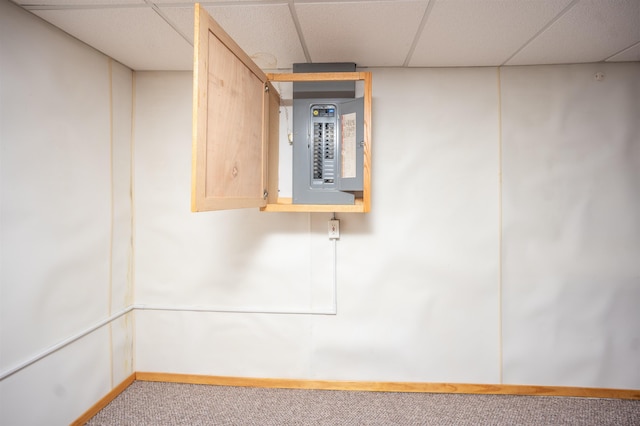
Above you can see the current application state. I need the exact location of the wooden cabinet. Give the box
[191,4,371,213]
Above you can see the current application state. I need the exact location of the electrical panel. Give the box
[292,64,365,205]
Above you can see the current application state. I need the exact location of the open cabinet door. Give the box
[191,3,275,211]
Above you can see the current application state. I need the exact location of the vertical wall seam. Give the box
[130,71,137,373]
[308,213,313,310]
[107,57,115,390]
[308,213,314,379]
[497,66,504,384]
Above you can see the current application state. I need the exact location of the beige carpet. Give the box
[86,380,640,425]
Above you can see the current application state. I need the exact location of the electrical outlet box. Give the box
[328,219,340,239]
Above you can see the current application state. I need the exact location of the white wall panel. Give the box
[501,63,640,389]
[135,310,312,378]
[133,64,639,390]
[308,68,501,383]
[133,68,502,383]
[1,0,134,423]
[0,0,111,371]
[133,72,334,312]
[0,328,112,426]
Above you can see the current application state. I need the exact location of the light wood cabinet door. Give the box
[191,4,276,211]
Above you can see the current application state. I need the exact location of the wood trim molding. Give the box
[71,371,640,423]
[135,372,640,400]
[71,372,136,425]
[267,72,368,82]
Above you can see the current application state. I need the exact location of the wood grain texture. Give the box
[191,3,207,212]
[70,373,136,426]
[135,372,640,400]
[191,4,268,211]
[262,198,365,213]
[266,82,280,205]
[205,32,264,200]
[267,72,368,82]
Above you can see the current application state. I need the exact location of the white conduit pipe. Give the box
[0,305,135,381]
[0,240,338,381]
[135,239,338,316]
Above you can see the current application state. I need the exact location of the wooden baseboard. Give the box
[70,372,136,426]
[135,372,640,400]
[71,371,640,424]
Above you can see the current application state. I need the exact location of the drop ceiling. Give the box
[14,0,640,71]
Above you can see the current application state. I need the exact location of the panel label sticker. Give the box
[341,112,357,178]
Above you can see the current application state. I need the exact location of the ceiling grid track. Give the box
[500,0,580,66]
[604,39,640,62]
[20,2,146,11]
[145,0,193,47]
[288,0,311,63]
[402,0,435,67]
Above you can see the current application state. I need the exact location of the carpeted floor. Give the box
[86,381,640,425]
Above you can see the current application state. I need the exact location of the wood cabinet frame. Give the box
[191,4,371,213]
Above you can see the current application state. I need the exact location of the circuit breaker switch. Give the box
[328,219,340,240]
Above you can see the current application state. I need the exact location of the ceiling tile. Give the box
[409,0,573,67]
[295,1,428,67]
[32,7,193,70]
[152,0,266,3]
[506,0,640,65]
[15,0,640,71]
[17,0,143,5]
[606,42,640,62]
[160,4,306,70]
